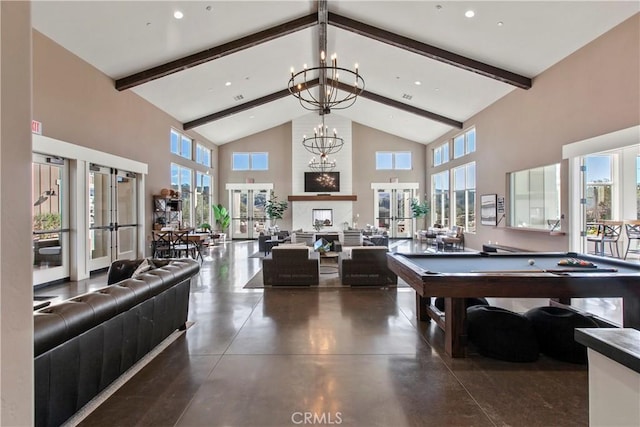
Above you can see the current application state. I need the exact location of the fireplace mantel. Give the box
[288,195,357,201]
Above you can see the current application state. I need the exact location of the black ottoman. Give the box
[467,305,539,362]
[434,297,489,312]
[524,306,598,364]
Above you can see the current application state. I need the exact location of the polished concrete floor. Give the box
[36,240,609,426]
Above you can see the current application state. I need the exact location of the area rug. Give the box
[243,269,408,289]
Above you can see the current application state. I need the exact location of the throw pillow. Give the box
[132,258,153,278]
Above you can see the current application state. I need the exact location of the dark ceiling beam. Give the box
[116,13,318,91]
[183,79,320,130]
[330,79,462,128]
[184,78,461,130]
[328,12,532,90]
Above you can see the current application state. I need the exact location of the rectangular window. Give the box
[170,129,192,160]
[195,172,212,227]
[431,171,449,227]
[453,128,476,159]
[452,162,476,232]
[196,143,211,167]
[376,151,412,170]
[509,163,561,229]
[585,155,613,222]
[232,152,268,171]
[433,143,449,167]
[171,163,193,227]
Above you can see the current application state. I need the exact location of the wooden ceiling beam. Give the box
[184,78,461,130]
[330,79,462,128]
[328,12,532,90]
[183,79,320,130]
[116,13,318,91]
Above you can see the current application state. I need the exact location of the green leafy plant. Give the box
[410,198,429,218]
[265,191,288,225]
[199,223,212,232]
[212,204,230,231]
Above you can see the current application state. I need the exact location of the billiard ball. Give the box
[528,259,535,266]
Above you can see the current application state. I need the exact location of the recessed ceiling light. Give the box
[497,21,504,27]
[173,10,184,20]
[435,5,443,11]
[225,82,231,87]
[414,81,422,86]
[435,88,440,92]
[465,10,475,18]
[206,5,212,12]
[249,115,255,119]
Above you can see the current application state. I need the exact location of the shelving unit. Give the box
[153,196,182,229]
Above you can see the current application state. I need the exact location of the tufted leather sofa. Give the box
[34,258,200,427]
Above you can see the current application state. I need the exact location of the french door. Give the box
[226,184,273,240]
[32,153,70,285]
[372,184,418,238]
[89,165,139,271]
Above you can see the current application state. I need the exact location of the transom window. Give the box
[376,151,412,170]
[170,129,192,160]
[453,128,476,159]
[232,152,268,171]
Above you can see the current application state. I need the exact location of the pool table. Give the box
[387,252,640,358]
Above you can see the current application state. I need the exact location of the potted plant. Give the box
[212,204,230,232]
[265,191,288,227]
[410,198,430,232]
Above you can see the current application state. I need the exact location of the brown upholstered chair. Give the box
[339,246,397,286]
[262,246,319,286]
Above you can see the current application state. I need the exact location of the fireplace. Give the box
[312,209,333,228]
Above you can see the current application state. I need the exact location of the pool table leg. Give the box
[416,294,430,322]
[623,296,640,329]
[445,297,467,358]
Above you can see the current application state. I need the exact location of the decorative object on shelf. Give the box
[265,191,288,226]
[213,204,230,232]
[160,188,171,197]
[287,0,364,115]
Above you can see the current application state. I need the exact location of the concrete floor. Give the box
[36,240,605,426]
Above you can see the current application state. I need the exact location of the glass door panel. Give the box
[252,189,268,235]
[373,187,417,238]
[231,190,249,239]
[395,189,413,238]
[90,166,139,271]
[115,171,137,260]
[33,154,69,285]
[89,166,112,271]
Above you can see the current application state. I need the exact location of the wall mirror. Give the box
[508,163,561,230]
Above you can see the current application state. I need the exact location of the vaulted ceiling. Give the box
[31,1,639,145]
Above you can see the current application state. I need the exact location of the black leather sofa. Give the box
[33,258,200,427]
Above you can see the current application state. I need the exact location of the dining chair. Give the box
[624,220,640,260]
[590,221,622,257]
[172,229,202,260]
[152,230,173,258]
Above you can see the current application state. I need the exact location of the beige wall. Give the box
[352,123,427,228]
[1,2,34,424]
[428,13,640,251]
[216,121,427,232]
[32,31,219,245]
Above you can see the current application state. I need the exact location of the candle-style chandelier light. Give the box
[287,0,364,115]
[303,116,343,171]
[288,51,365,115]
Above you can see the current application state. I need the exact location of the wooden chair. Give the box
[152,230,173,258]
[624,220,640,260]
[172,229,202,260]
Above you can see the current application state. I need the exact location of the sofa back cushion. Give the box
[292,232,314,246]
[350,246,388,262]
[271,246,310,261]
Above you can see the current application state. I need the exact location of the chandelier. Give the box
[303,116,343,171]
[288,51,365,114]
